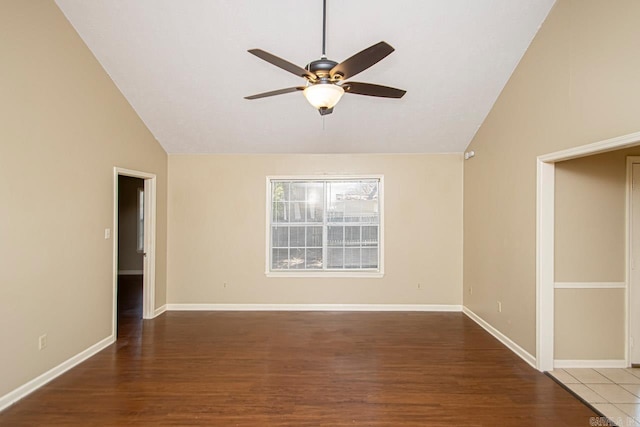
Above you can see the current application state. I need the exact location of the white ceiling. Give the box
[55,0,555,154]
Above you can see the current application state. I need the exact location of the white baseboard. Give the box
[554,359,628,369]
[166,303,463,312]
[462,307,537,369]
[153,304,167,317]
[118,270,143,275]
[0,334,115,412]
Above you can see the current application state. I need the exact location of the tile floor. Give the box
[549,368,640,427]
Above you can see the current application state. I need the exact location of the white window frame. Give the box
[265,175,385,278]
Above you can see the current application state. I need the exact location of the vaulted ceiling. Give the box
[55,0,555,154]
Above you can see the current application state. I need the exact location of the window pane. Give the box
[327,226,344,247]
[290,248,305,269]
[272,248,289,269]
[290,182,306,201]
[306,248,322,269]
[306,202,323,223]
[362,247,378,268]
[306,183,324,222]
[345,248,361,268]
[327,203,344,222]
[306,226,322,247]
[272,226,288,247]
[327,181,378,223]
[328,182,343,222]
[272,202,288,222]
[327,205,344,222]
[362,225,378,246]
[345,226,360,246]
[290,227,305,247]
[344,199,362,223]
[289,202,305,222]
[327,181,346,222]
[272,182,290,202]
[327,248,343,268]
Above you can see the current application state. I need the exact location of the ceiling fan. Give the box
[244,0,406,116]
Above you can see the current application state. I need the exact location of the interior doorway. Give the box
[537,130,640,372]
[112,167,157,340]
[117,175,145,337]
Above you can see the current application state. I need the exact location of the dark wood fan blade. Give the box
[244,87,305,100]
[330,41,395,80]
[343,82,406,98]
[248,49,316,80]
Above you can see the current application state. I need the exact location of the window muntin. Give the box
[269,178,380,272]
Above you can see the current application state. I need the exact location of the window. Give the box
[267,176,383,276]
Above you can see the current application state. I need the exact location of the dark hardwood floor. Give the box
[116,274,143,340]
[1,307,596,426]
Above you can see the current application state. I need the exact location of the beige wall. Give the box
[555,289,625,360]
[0,1,167,398]
[168,154,463,305]
[555,148,640,282]
[464,0,640,356]
[555,153,625,282]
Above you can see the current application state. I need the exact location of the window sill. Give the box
[265,271,384,278]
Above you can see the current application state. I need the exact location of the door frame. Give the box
[536,131,640,371]
[113,167,157,337]
[626,156,640,366]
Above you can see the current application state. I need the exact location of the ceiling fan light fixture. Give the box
[244,0,405,114]
[303,83,344,110]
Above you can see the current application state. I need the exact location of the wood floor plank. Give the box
[0,312,597,426]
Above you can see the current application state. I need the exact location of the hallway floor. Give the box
[549,368,640,426]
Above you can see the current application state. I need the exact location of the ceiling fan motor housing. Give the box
[306,58,340,79]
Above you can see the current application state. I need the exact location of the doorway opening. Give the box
[112,167,157,340]
[537,131,640,371]
[117,175,145,338]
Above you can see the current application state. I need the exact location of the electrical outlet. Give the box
[104,228,111,239]
[497,301,502,313]
[38,334,47,350]
[468,287,473,295]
